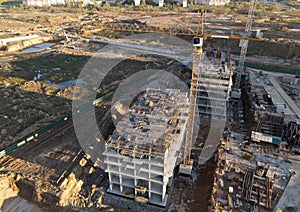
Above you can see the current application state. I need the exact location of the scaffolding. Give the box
[103,88,189,206]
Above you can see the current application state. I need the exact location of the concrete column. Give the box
[158,0,164,7]
[109,173,113,191]
[134,0,141,6]
[134,159,137,195]
[134,178,137,195]
[148,181,151,199]
[148,162,151,199]
[120,174,123,192]
[162,183,166,202]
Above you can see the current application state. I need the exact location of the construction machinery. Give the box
[231,0,258,99]
[179,10,205,175]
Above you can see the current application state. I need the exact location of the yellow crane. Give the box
[179,9,205,175]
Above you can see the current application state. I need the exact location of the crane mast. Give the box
[234,0,256,94]
[239,0,256,70]
[180,10,204,175]
[183,44,202,166]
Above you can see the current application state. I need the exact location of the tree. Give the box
[66,1,72,8]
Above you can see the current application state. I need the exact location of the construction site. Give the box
[0,1,300,212]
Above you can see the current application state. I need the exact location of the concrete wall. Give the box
[5,36,53,52]
[134,0,140,6]
[0,34,39,46]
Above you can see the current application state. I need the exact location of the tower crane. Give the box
[232,0,258,99]
[179,10,205,175]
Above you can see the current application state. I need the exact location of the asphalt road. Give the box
[269,77,300,120]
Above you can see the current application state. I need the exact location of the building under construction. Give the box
[103,88,189,206]
[197,49,233,120]
[103,46,234,206]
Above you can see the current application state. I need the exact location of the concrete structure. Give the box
[0,34,39,46]
[134,0,140,6]
[269,78,300,120]
[23,0,78,6]
[212,134,295,211]
[197,0,230,6]
[158,0,163,7]
[260,113,284,137]
[103,88,189,206]
[153,0,229,6]
[150,0,188,7]
[287,121,300,146]
[197,50,233,120]
[251,131,281,145]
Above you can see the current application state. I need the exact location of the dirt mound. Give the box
[0,172,42,211]
[58,173,83,207]
[0,173,19,206]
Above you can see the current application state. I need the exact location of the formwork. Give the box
[103,88,189,206]
[260,113,284,137]
[287,121,300,146]
[197,50,233,120]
